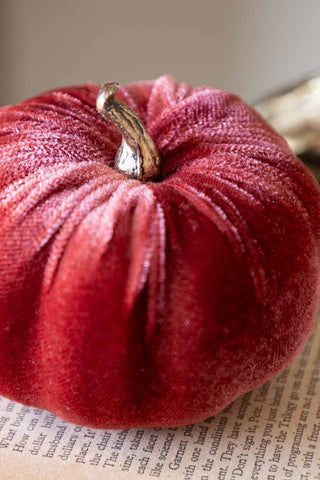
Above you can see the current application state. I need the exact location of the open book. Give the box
[1,312,319,480]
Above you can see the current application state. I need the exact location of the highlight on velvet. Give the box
[0,74,320,429]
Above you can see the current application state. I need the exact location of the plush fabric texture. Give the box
[0,75,319,429]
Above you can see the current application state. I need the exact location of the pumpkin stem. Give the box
[96,82,161,181]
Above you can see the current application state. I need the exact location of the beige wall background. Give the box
[1,0,320,107]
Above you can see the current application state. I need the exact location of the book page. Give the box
[1,312,319,480]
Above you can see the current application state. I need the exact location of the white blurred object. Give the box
[254,70,320,181]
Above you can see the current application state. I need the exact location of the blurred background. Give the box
[1,0,320,107]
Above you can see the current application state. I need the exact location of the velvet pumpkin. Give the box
[0,74,319,429]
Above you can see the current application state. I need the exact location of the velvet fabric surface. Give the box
[0,75,320,428]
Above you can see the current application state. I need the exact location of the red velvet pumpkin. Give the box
[0,74,319,429]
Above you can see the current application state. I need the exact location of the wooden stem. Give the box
[96,82,161,181]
